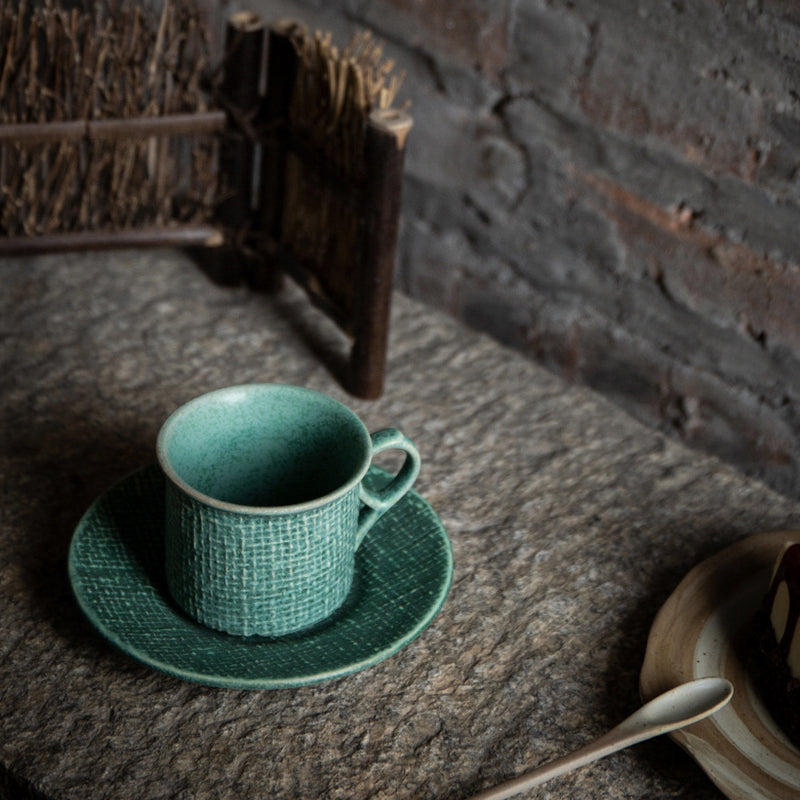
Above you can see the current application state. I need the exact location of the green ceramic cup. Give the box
[157,384,421,637]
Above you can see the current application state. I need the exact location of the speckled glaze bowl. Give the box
[157,384,421,637]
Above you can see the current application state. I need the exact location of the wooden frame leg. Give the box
[350,108,413,399]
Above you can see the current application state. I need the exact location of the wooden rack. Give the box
[0,7,412,399]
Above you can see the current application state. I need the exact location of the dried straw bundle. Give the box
[280,26,406,327]
[288,28,405,174]
[0,0,217,236]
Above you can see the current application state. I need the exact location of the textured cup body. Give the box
[164,480,360,637]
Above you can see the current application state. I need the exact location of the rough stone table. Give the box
[2,248,800,800]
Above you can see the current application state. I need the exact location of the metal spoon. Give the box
[466,677,734,800]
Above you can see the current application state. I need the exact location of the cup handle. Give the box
[356,428,421,548]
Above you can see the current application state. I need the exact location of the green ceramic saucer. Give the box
[68,465,453,689]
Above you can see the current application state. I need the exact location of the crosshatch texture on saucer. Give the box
[68,465,453,688]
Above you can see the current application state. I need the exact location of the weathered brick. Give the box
[575,168,800,355]
[506,0,590,106]
[502,92,800,265]
[518,300,800,494]
[570,1,800,188]
[361,0,511,78]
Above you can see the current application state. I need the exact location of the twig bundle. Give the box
[0,0,217,236]
[289,28,405,175]
[281,26,406,325]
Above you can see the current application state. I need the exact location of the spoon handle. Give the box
[464,678,733,800]
[464,727,639,800]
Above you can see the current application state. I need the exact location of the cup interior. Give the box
[158,385,371,508]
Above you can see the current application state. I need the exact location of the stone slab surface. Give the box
[2,249,800,799]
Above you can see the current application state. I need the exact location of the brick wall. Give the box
[217,0,800,496]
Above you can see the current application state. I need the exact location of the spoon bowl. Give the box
[466,677,734,800]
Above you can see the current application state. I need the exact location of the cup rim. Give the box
[156,383,372,515]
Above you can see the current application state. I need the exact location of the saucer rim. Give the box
[68,464,453,689]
